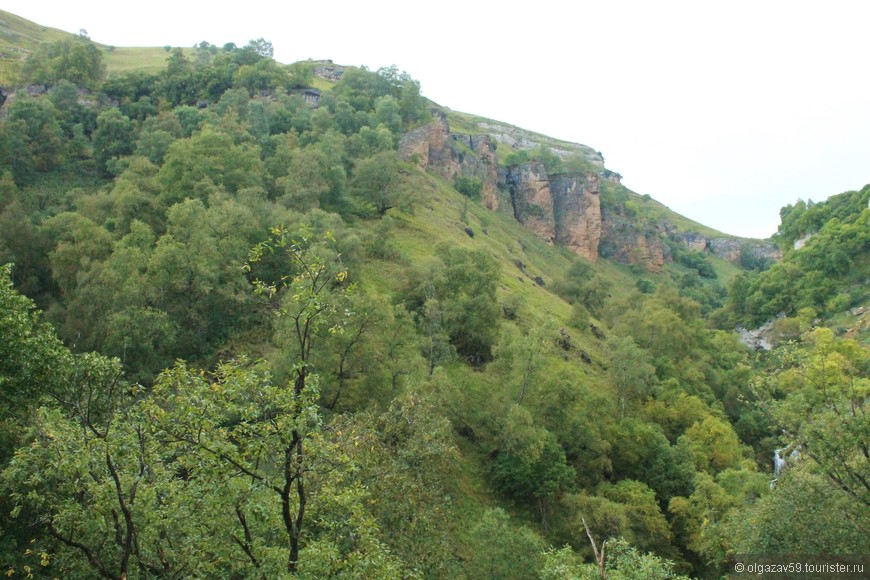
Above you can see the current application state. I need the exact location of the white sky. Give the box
[6,0,870,238]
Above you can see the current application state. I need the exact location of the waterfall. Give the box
[774,448,786,478]
[773,446,800,480]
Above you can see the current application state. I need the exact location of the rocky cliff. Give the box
[400,112,777,271]
[502,161,556,242]
[599,210,669,273]
[551,173,601,261]
[400,112,506,211]
[402,114,604,261]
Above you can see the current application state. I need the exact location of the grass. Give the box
[0,9,75,85]
[102,47,195,77]
[0,9,196,84]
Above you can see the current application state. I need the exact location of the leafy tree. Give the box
[331,394,462,576]
[287,61,314,89]
[48,79,96,137]
[4,97,65,178]
[0,264,70,444]
[92,108,136,174]
[676,415,746,474]
[40,212,113,298]
[435,244,502,363]
[491,405,575,503]
[465,508,545,579]
[0,120,33,183]
[244,38,274,59]
[0,202,53,298]
[243,225,357,571]
[669,469,769,573]
[721,465,870,557]
[541,542,689,580]
[157,126,265,205]
[454,175,483,200]
[492,323,554,404]
[751,328,870,506]
[233,58,288,95]
[275,146,334,211]
[553,260,611,316]
[22,38,105,89]
[607,418,695,504]
[349,150,414,216]
[607,335,656,417]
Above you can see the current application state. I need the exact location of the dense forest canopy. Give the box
[0,29,868,579]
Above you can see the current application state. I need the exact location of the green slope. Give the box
[0,9,194,84]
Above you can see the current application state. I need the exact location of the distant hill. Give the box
[0,9,194,85]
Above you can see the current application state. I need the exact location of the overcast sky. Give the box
[6,1,870,238]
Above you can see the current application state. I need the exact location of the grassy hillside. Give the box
[102,46,196,77]
[0,9,72,84]
[1,10,867,578]
[0,9,194,85]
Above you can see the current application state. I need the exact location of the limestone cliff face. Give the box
[551,173,601,261]
[599,210,669,273]
[448,133,502,211]
[400,112,505,211]
[679,233,710,252]
[399,113,778,271]
[708,237,782,263]
[502,162,555,242]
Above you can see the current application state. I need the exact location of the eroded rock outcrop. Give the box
[400,112,505,211]
[599,211,670,273]
[399,113,778,271]
[502,161,555,242]
[708,237,781,263]
[680,232,710,252]
[552,173,601,261]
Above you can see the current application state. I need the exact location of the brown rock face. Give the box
[400,112,505,211]
[635,235,666,273]
[400,112,453,171]
[709,238,742,262]
[708,237,782,263]
[599,210,670,273]
[449,133,501,210]
[552,173,602,261]
[503,162,556,242]
[680,233,710,252]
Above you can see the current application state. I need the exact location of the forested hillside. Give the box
[1,12,868,578]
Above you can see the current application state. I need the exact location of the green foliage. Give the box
[491,405,575,501]
[721,465,870,556]
[676,415,746,474]
[607,335,656,417]
[750,328,870,506]
[157,125,265,205]
[3,32,867,576]
[331,394,462,576]
[541,541,689,580]
[552,259,611,316]
[92,108,135,174]
[22,38,105,89]
[454,175,483,200]
[2,97,65,181]
[465,508,546,579]
[669,469,769,573]
[287,61,314,88]
[607,418,695,504]
[349,150,415,216]
[732,186,870,324]
[0,264,70,427]
[674,248,717,279]
[422,244,502,363]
